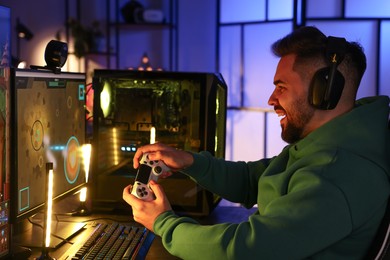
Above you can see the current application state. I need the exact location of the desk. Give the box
[13,197,256,259]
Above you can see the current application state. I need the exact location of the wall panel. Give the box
[346,0,390,18]
[219,26,242,107]
[268,0,294,20]
[225,109,265,161]
[380,21,390,97]
[306,0,342,18]
[243,22,292,108]
[220,0,266,23]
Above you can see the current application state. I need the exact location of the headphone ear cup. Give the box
[309,67,345,110]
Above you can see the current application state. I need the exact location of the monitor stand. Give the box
[10,245,32,259]
[12,216,86,249]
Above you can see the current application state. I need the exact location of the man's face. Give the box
[268,54,316,144]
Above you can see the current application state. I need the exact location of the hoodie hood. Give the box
[295,96,390,176]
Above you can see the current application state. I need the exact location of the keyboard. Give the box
[59,221,155,260]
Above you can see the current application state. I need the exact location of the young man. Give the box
[123,26,390,259]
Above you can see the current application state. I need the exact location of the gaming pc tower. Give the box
[90,70,227,216]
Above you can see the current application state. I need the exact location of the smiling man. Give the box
[123,26,390,259]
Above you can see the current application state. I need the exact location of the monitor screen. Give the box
[0,4,11,258]
[10,69,87,223]
[0,5,10,68]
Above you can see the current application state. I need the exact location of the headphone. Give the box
[308,36,347,110]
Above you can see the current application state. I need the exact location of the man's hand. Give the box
[123,180,172,231]
[133,143,194,174]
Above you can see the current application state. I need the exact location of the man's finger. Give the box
[123,185,137,205]
[148,180,164,200]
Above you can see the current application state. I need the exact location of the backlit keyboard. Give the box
[59,221,154,260]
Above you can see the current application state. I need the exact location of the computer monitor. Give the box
[0,5,10,68]
[9,68,87,248]
[0,4,11,258]
[91,69,227,216]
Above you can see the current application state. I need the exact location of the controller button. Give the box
[154,166,162,174]
[138,189,148,197]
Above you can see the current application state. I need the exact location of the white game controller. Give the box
[131,153,170,201]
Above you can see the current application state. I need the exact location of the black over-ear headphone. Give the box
[308,36,347,110]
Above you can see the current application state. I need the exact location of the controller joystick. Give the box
[131,153,170,201]
[140,153,170,177]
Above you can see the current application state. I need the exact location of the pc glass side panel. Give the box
[10,69,87,222]
[91,70,226,216]
[205,73,227,159]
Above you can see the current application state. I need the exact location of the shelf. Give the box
[64,0,177,71]
[109,22,173,29]
[108,0,177,70]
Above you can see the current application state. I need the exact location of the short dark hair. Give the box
[271,26,367,89]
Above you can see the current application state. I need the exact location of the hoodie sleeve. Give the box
[153,173,352,260]
[181,151,271,207]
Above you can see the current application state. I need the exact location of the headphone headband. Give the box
[326,36,346,65]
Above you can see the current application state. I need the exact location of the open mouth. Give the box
[275,109,287,124]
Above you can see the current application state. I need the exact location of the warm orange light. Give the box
[45,165,54,247]
[79,187,87,202]
[113,128,118,165]
[81,144,92,182]
[150,127,156,144]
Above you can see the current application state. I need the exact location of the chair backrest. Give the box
[364,198,390,260]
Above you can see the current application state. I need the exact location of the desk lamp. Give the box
[36,163,54,260]
[72,144,92,216]
[150,126,156,144]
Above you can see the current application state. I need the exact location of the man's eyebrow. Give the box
[273,79,285,85]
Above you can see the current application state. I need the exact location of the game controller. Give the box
[131,153,170,201]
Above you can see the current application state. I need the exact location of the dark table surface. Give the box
[12,196,256,259]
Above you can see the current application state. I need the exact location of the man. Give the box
[123,26,390,259]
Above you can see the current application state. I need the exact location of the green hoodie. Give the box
[153,96,390,260]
